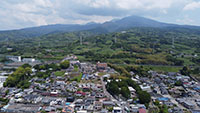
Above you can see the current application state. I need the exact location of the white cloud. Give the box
[0,0,199,30]
[183,1,200,10]
[90,0,110,8]
[34,0,53,7]
[115,0,142,10]
[176,15,195,25]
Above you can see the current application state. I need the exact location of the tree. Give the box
[126,78,142,92]
[175,80,182,86]
[60,60,70,69]
[121,86,130,99]
[118,80,128,87]
[154,100,160,106]
[107,81,120,96]
[159,105,169,113]
[21,63,31,68]
[49,63,61,71]
[180,66,190,76]
[103,77,107,82]
[39,65,46,70]
[3,65,32,88]
[138,91,151,104]
[192,67,200,74]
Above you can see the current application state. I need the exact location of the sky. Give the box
[0,0,200,30]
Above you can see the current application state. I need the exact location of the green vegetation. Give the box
[106,78,151,104]
[108,63,131,77]
[60,60,70,69]
[175,80,182,86]
[54,71,65,77]
[73,65,79,72]
[3,64,32,88]
[138,91,151,104]
[0,98,9,105]
[106,80,121,96]
[34,63,61,71]
[106,64,151,103]
[143,65,181,72]
[71,73,82,82]
[121,86,131,99]
[154,100,169,113]
[159,105,169,113]
[0,27,200,72]
[180,66,191,76]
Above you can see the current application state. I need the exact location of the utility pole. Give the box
[152,40,157,54]
[172,37,175,48]
[114,37,117,43]
[152,43,155,54]
[39,42,41,47]
[6,38,8,47]
[80,36,83,45]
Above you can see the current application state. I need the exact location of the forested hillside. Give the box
[0,27,200,68]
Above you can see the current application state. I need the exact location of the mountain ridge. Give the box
[0,15,200,40]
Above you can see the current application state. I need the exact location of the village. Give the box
[0,55,200,113]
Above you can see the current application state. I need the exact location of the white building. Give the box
[0,72,13,76]
[128,87,136,97]
[140,85,151,92]
[0,76,8,87]
[77,110,87,113]
[112,107,122,113]
[7,56,21,62]
[22,58,36,63]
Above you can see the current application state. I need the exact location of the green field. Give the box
[54,71,65,77]
[71,73,82,82]
[142,65,182,72]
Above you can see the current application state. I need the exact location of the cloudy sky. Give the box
[0,0,200,30]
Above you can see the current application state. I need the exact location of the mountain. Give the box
[100,15,175,32]
[0,15,200,40]
[0,23,100,40]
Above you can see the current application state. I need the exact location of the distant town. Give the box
[0,55,200,113]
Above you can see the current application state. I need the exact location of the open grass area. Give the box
[76,55,86,61]
[71,73,82,82]
[110,74,128,79]
[98,72,107,76]
[54,71,65,77]
[143,65,182,72]
[73,65,79,72]
[178,57,195,66]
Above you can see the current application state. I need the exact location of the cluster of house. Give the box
[0,54,200,113]
[0,57,132,113]
[147,71,200,113]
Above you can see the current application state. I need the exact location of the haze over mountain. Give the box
[0,15,200,40]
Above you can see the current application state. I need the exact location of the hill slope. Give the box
[1,27,200,67]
